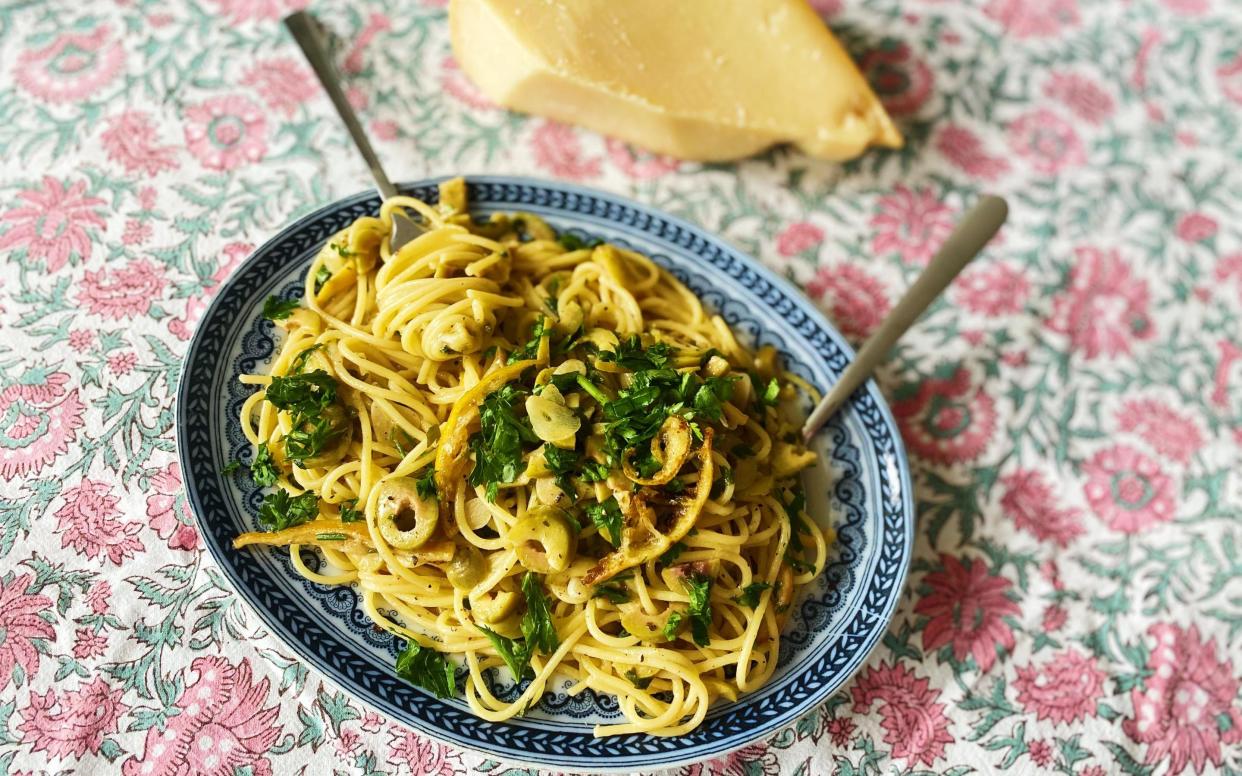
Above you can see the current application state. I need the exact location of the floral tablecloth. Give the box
[3,0,1241,774]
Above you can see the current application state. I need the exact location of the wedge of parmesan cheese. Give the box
[449,0,901,162]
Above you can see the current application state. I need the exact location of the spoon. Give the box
[801,195,1009,442]
[284,10,423,251]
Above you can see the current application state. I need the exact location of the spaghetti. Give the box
[234,179,830,736]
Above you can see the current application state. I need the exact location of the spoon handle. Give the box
[285,11,398,200]
[802,195,1009,442]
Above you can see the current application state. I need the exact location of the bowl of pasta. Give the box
[177,176,914,771]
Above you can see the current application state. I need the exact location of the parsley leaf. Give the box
[329,242,354,257]
[692,376,738,421]
[580,459,610,482]
[663,611,685,641]
[468,384,538,501]
[313,265,332,295]
[416,468,438,501]
[592,579,630,604]
[221,460,240,475]
[601,336,673,371]
[339,499,362,523]
[732,582,771,608]
[262,295,299,320]
[520,572,559,655]
[685,574,712,647]
[507,317,548,364]
[624,669,654,690]
[257,490,318,532]
[657,542,686,567]
[250,443,279,486]
[761,377,781,406]
[586,497,624,546]
[541,444,579,494]
[477,626,532,680]
[266,371,337,416]
[289,344,323,374]
[394,640,456,699]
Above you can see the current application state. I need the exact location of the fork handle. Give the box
[284,11,398,200]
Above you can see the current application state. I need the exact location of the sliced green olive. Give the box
[619,603,685,643]
[509,506,577,573]
[446,543,487,590]
[470,585,519,623]
[375,477,438,550]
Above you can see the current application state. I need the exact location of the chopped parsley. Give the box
[662,611,685,641]
[257,490,318,532]
[692,376,738,422]
[289,344,323,374]
[250,443,279,486]
[586,497,624,546]
[339,499,362,523]
[601,336,673,371]
[313,265,332,294]
[592,576,630,604]
[580,459,611,482]
[658,542,686,567]
[624,669,654,690]
[685,574,712,647]
[732,582,772,608]
[221,460,240,475]
[760,377,781,406]
[541,443,579,494]
[732,443,756,459]
[507,317,548,364]
[266,371,337,416]
[329,242,354,257]
[468,384,538,501]
[262,295,299,321]
[395,640,456,699]
[476,573,559,681]
[416,468,438,501]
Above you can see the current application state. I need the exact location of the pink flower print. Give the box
[122,656,282,776]
[1161,0,1209,14]
[984,0,1080,38]
[935,124,1011,181]
[138,186,157,210]
[0,370,87,480]
[342,13,392,75]
[107,352,137,376]
[1049,246,1153,359]
[346,86,369,110]
[68,329,94,352]
[76,259,167,320]
[210,0,306,24]
[1116,398,1204,464]
[86,582,112,615]
[871,185,955,265]
[999,468,1085,547]
[810,0,843,14]
[372,120,399,141]
[184,95,269,171]
[19,677,128,760]
[1218,51,1242,105]
[1080,767,1107,776]
[146,461,200,551]
[850,661,954,767]
[1212,339,1241,409]
[1008,109,1086,176]
[72,628,107,660]
[1176,213,1218,243]
[1014,649,1106,725]
[100,110,179,176]
[916,554,1019,671]
[954,262,1029,316]
[169,297,207,342]
[683,743,780,776]
[13,25,124,103]
[242,57,317,115]
[775,222,824,258]
[1028,738,1053,767]
[213,242,254,284]
[860,42,934,117]
[893,366,997,466]
[1134,29,1162,90]
[1123,623,1242,775]
[826,716,855,747]
[530,121,601,181]
[54,479,145,565]
[335,729,361,757]
[1043,72,1116,125]
[122,219,152,246]
[1082,444,1176,533]
[361,711,383,732]
[0,176,106,272]
[387,727,464,776]
[1042,604,1068,632]
[605,137,682,179]
[440,56,495,109]
[806,264,890,341]
[0,574,54,689]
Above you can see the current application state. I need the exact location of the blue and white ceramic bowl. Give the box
[177,176,914,772]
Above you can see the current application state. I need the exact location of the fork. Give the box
[284,10,423,252]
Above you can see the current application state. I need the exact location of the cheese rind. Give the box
[450,0,901,162]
